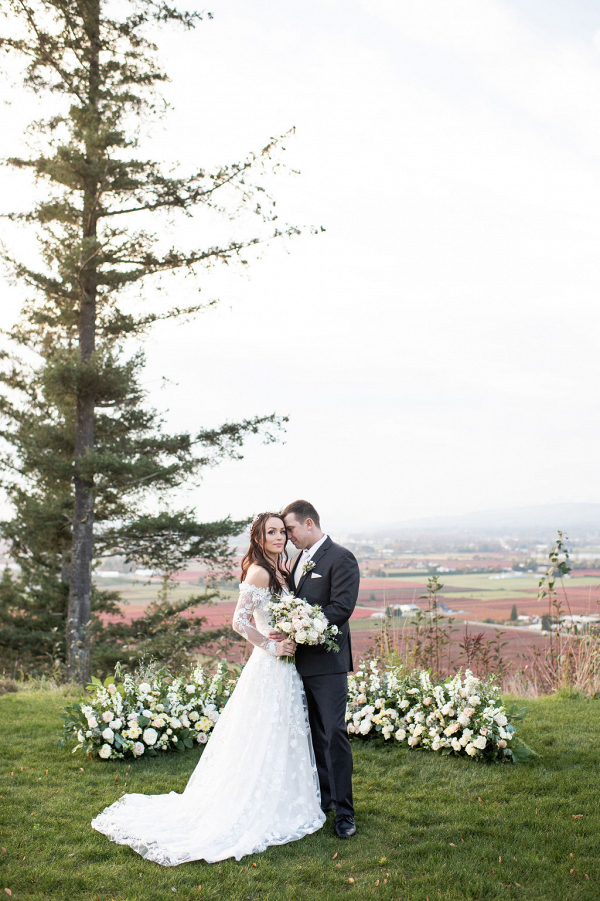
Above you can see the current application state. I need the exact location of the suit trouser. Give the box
[301,672,354,818]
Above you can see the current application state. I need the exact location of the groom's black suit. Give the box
[289,537,360,818]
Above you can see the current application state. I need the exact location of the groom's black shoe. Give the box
[334,815,357,839]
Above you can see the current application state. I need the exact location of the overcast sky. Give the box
[1,0,599,533]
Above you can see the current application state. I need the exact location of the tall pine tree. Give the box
[0,0,302,682]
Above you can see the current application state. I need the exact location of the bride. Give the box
[91,512,325,865]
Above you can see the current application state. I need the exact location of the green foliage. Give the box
[0,0,304,680]
[2,689,600,900]
[510,603,518,621]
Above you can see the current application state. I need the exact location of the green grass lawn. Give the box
[2,688,599,901]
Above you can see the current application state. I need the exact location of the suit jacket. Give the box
[288,537,360,677]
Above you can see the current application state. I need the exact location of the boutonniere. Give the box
[301,559,316,578]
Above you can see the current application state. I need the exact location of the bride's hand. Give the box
[276,639,296,657]
[268,630,287,641]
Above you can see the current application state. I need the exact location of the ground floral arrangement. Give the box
[62,657,534,763]
[347,660,534,762]
[61,662,236,760]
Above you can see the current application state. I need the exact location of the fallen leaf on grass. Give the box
[332,852,338,860]
[585,875,590,880]
[570,869,575,875]
[572,815,583,819]
[449,843,456,847]
[67,853,75,858]
[252,863,257,868]
[347,878,354,884]
[499,856,502,863]
[515,883,522,888]
[478,797,482,802]
[375,880,379,886]
[570,853,574,858]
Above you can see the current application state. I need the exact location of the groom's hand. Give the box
[268,630,287,641]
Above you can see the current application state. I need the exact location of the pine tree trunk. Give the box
[66,0,100,684]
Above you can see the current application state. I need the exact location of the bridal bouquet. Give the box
[267,595,339,663]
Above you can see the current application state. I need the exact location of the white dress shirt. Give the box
[295,534,329,587]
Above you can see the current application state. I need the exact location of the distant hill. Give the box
[365,503,600,539]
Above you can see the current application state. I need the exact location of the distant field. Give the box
[95,569,600,671]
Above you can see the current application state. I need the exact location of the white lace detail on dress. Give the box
[91,581,324,865]
[231,582,279,656]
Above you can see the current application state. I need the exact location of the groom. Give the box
[275,500,360,839]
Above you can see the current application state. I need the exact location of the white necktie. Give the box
[295,549,310,587]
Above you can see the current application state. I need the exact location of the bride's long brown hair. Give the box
[240,513,289,596]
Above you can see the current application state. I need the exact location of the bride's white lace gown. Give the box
[91,583,325,865]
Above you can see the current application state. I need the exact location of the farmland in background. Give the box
[91,538,600,670]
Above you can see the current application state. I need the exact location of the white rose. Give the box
[296,629,308,643]
[473,735,487,750]
[407,736,418,747]
[400,699,410,710]
[465,743,478,756]
[347,724,356,734]
[85,730,92,739]
[308,629,319,642]
[292,617,304,631]
[102,711,113,723]
[185,684,195,694]
[98,744,112,759]
[494,713,508,726]
[395,728,406,742]
[423,697,432,706]
[498,739,507,749]
[102,727,114,742]
[463,707,475,717]
[169,718,182,729]
[189,711,199,722]
[166,728,173,735]
[458,713,471,727]
[281,622,293,632]
[459,730,472,747]
[138,682,151,694]
[451,738,461,752]
[109,719,122,731]
[197,733,207,744]
[468,696,480,706]
[77,730,85,742]
[107,683,117,694]
[313,619,326,633]
[143,727,158,746]
[151,718,162,728]
[87,717,98,729]
[359,720,372,735]
[180,715,190,728]
[133,742,145,756]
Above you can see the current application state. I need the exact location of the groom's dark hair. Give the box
[281,499,321,528]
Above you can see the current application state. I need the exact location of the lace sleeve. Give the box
[232,584,279,657]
